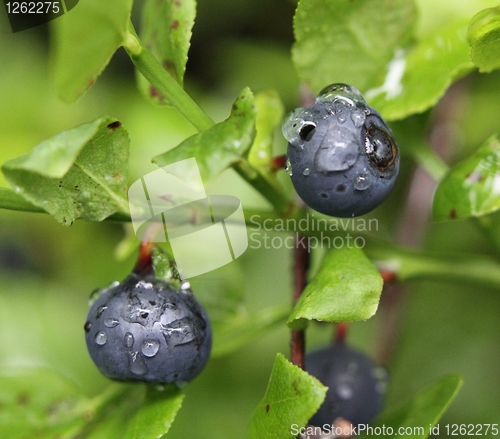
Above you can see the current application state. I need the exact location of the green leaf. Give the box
[292,0,416,93]
[153,88,256,183]
[433,135,500,221]
[52,0,134,102]
[366,242,500,291]
[212,304,290,357]
[288,246,383,329]
[124,385,184,439]
[467,7,500,73]
[2,117,130,225]
[366,375,462,438]
[248,353,327,439]
[0,187,45,213]
[367,19,474,120]
[0,368,87,439]
[138,0,196,104]
[248,90,285,185]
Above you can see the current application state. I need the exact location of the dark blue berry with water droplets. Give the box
[283,83,400,217]
[306,344,388,427]
[84,273,212,384]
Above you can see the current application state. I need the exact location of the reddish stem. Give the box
[133,240,155,277]
[271,154,287,172]
[379,269,397,284]
[334,322,349,345]
[291,234,310,369]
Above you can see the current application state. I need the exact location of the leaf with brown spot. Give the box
[137,0,196,105]
[248,354,326,439]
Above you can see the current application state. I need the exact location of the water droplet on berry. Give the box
[95,331,108,345]
[315,125,359,172]
[351,108,366,127]
[162,319,196,347]
[303,168,310,176]
[353,172,371,191]
[141,339,160,357]
[282,108,316,146]
[124,332,134,348]
[317,83,366,106]
[88,288,103,306]
[96,306,107,318]
[129,351,148,376]
[347,362,358,374]
[104,318,119,328]
[285,158,293,176]
[84,321,91,333]
[336,383,354,400]
[376,381,387,394]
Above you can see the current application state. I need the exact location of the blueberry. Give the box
[84,273,212,384]
[306,344,388,427]
[283,84,400,217]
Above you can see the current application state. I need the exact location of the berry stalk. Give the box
[291,233,310,369]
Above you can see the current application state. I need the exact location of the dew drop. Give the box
[302,168,310,176]
[347,362,358,374]
[141,339,160,357]
[129,351,148,376]
[104,318,119,328]
[84,321,91,333]
[124,332,134,348]
[353,172,371,190]
[314,125,359,172]
[336,383,354,400]
[372,367,388,381]
[88,288,103,306]
[317,83,366,106]
[376,381,387,394]
[96,306,107,318]
[350,108,366,127]
[95,331,108,345]
[285,158,293,176]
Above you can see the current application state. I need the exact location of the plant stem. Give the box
[124,23,214,133]
[291,233,310,369]
[233,161,291,213]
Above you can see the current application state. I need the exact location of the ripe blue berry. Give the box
[84,273,212,384]
[306,344,388,427]
[283,84,400,217]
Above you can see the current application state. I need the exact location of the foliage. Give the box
[1,0,500,438]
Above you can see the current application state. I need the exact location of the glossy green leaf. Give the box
[433,135,500,221]
[292,0,416,93]
[367,19,474,120]
[212,304,290,357]
[52,0,134,102]
[138,0,196,104]
[366,242,500,291]
[125,385,184,439]
[153,88,256,183]
[0,187,45,213]
[467,7,500,73]
[366,375,462,438]
[288,246,383,329]
[248,90,285,186]
[2,117,130,225]
[248,353,327,439]
[0,368,87,439]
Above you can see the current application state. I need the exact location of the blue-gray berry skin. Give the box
[84,274,212,385]
[306,344,388,427]
[283,84,400,217]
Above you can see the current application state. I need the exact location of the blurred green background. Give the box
[0,0,499,437]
